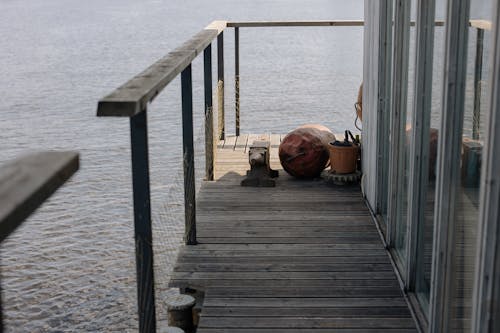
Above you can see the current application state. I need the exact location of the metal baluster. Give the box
[235,27,240,136]
[204,45,215,181]
[181,64,197,245]
[130,109,156,333]
[217,32,225,140]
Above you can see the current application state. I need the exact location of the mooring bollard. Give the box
[166,294,196,332]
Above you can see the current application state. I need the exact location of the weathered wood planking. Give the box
[168,134,416,331]
[0,152,79,242]
[97,21,226,117]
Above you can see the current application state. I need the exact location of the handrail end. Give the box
[97,100,140,117]
[470,19,492,31]
[205,20,227,34]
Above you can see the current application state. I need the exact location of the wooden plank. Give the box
[221,135,237,150]
[234,134,249,151]
[169,279,400,290]
[196,225,381,232]
[197,237,381,244]
[206,287,402,297]
[171,271,396,280]
[196,217,373,224]
[176,250,388,258]
[198,329,417,333]
[246,134,268,152]
[0,152,79,242]
[176,255,390,263]
[197,229,380,238]
[174,262,393,272]
[270,134,281,147]
[201,306,411,317]
[179,243,384,250]
[203,297,407,307]
[199,317,416,329]
[227,20,365,27]
[97,22,227,117]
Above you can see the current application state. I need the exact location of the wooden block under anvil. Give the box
[241,140,279,187]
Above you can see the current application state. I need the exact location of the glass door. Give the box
[412,0,446,314]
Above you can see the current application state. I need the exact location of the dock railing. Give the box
[96,19,489,333]
[0,152,79,332]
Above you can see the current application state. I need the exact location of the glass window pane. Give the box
[414,0,446,314]
[448,0,492,331]
[393,0,417,270]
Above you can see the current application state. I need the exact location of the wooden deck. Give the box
[169,134,417,332]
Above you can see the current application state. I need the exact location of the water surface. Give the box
[0,1,364,331]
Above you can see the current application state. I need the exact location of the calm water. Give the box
[0,1,363,331]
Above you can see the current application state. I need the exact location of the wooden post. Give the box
[130,109,156,332]
[181,65,197,245]
[166,294,196,333]
[204,45,214,181]
[217,32,225,140]
[235,27,240,136]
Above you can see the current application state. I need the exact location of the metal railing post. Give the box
[473,27,484,140]
[129,109,156,333]
[181,64,197,245]
[235,27,240,136]
[204,45,215,181]
[217,32,225,140]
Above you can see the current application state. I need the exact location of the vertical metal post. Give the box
[429,0,471,331]
[181,64,197,245]
[406,0,436,291]
[387,0,411,250]
[473,28,484,140]
[204,45,214,181]
[130,109,156,333]
[376,0,393,221]
[217,32,225,140]
[235,27,240,136]
[472,2,500,331]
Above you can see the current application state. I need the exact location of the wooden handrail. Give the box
[227,20,364,27]
[97,21,227,117]
[97,18,491,118]
[224,19,497,29]
[470,19,492,31]
[0,152,79,243]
